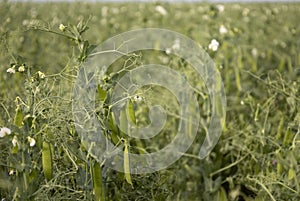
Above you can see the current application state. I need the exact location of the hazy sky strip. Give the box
[9,0,300,2]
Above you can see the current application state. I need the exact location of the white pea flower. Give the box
[9,170,15,175]
[208,39,220,52]
[155,5,168,16]
[172,39,181,51]
[18,65,25,72]
[101,6,108,17]
[251,48,258,57]
[111,7,119,14]
[166,39,181,55]
[0,127,12,138]
[37,71,45,79]
[27,137,36,147]
[165,48,172,55]
[7,67,16,74]
[59,24,66,31]
[22,19,29,26]
[242,8,250,17]
[202,15,209,20]
[133,95,143,102]
[0,131,5,138]
[12,136,18,147]
[216,4,225,13]
[219,25,228,34]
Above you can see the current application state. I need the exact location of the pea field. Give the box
[0,1,299,200]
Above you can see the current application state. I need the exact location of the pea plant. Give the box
[1,18,175,201]
[0,18,102,200]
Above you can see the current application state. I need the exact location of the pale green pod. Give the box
[93,162,104,201]
[275,117,284,140]
[42,141,53,181]
[126,99,136,124]
[120,109,128,135]
[124,140,133,187]
[14,105,23,128]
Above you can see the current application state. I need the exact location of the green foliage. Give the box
[0,1,299,201]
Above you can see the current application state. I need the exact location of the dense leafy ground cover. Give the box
[0,1,299,200]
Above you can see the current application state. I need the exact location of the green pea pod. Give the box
[275,117,284,140]
[97,84,106,102]
[126,99,136,125]
[288,168,296,181]
[120,109,128,135]
[283,128,292,147]
[124,140,133,187]
[42,141,53,181]
[14,105,23,128]
[235,52,242,91]
[93,162,104,201]
[108,112,119,144]
[276,151,283,175]
[278,57,285,72]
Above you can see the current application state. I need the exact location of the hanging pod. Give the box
[14,105,23,128]
[92,161,105,201]
[124,140,133,187]
[42,141,53,181]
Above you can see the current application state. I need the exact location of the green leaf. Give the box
[71,25,81,40]
[108,112,118,133]
[97,85,106,102]
[218,187,228,201]
[29,169,38,183]
[76,20,83,31]
[87,44,97,55]
[77,18,89,34]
